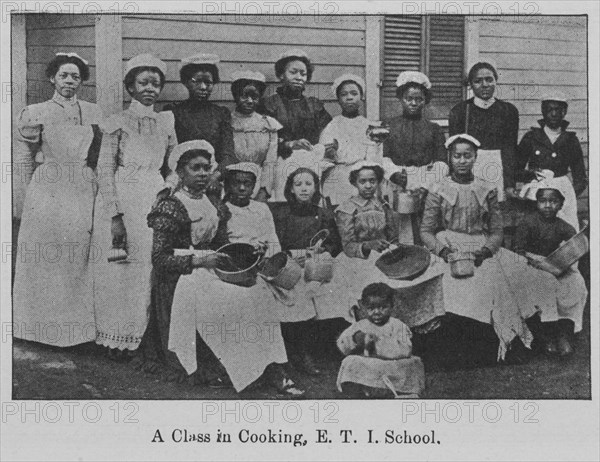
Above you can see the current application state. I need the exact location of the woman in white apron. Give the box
[449,62,520,203]
[381,71,449,244]
[13,52,103,347]
[93,54,177,352]
[318,74,383,206]
[420,135,559,362]
[515,93,587,231]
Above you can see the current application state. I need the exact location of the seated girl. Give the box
[337,283,425,398]
[271,167,342,375]
[226,71,282,201]
[336,161,398,259]
[166,162,306,396]
[309,161,444,324]
[420,134,552,362]
[513,187,588,357]
[138,140,231,382]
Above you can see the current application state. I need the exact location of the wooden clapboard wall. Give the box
[380,15,465,121]
[478,16,589,214]
[25,14,97,105]
[120,14,367,116]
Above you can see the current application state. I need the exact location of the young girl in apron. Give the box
[93,54,177,354]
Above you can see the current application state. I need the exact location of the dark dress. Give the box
[513,212,576,257]
[383,115,447,167]
[261,86,332,158]
[516,120,588,196]
[449,98,519,188]
[271,202,342,257]
[139,193,230,373]
[164,100,235,165]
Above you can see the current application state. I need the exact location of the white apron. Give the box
[474,149,505,202]
[13,125,97,346]
[168,262,289,392]
[93,127,168,350]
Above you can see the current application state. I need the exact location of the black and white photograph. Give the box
[1,1,598,461]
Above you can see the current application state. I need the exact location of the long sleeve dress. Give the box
[513,213,588,332]
[165,99,234,166]
[228,111,282,197]
[449,98,519,200]
[515,120,587,231]
[167,199,303,392]
[271,202,342,257]
[140,191,229,372]
[380,114,450,244]
[318,115,382,205]
[93,100,177,350]
[420,176,553,359]
[261,86,333,200]
[336,318,425,395]
[13,92,103,346]
[307,196,445,323]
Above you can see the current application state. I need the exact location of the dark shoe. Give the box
[544,338,559,356]
[293,353,322,376]
[504,337,529,365]
[556,319,575,357]
[266,364,305,396]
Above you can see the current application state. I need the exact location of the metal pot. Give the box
[259,252,302,290]
[214,243,262,287]
[448,252,475,278]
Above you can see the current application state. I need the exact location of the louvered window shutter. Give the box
[381,16,423,120]
[427,16,465,120]
[381,15,465,122]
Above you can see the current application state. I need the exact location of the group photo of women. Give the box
[12,44,589,399]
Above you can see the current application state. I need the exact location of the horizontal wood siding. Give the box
[25,14,96,104]
[479,16,589,215]
[120,15,367,116]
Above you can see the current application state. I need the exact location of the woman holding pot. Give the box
[138,140,232,382]
[420,134,556,363]
[167,163,306,395]
[382,71,449,244]
[93,54,177,353]
[13,52,103,346]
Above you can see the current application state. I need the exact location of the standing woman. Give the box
[319,74,383,206]
[93,54,177,353]
[13,52,103,346]
[166,54,234,166]
[449,62,520,203]
[382,71,449,243]
[261,49,332,200]
[228,71,283,201]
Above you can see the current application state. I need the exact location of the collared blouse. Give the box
[515,120,588,196]
[335,196,399,259]
[420,177,503,255]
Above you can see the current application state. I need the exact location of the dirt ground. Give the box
[12,307,591,401]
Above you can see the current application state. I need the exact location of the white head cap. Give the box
[445,133,481,150]
[225,162,261,179]
[541,91,568,104]
[396,71,432,90]
[169,140,215,173]
[55,52,89,65]
[231,70,266,84]
[180,53,220,67]
[124,54,167,79]
[331,74,366,97]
